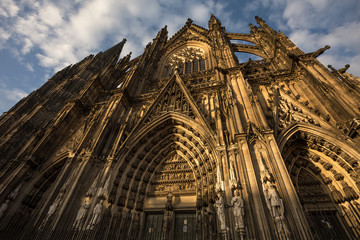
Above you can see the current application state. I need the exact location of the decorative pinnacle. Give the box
[186,18,193,26]
[255,16,265,23]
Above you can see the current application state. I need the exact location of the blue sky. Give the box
[0,0,359,114]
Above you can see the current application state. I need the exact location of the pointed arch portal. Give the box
[280,127,360,239]
[110,113,220,239]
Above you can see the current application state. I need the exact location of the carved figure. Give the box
[73,198,90,229]
[215,191,226,231]
[264,182,284,218]
[231,189,245,231]
[263,181,291,239]
[41,191,64,227]
[0,200,9,218]
[166,191,173,210]
[87,200,104,230]
[8,184,22,200]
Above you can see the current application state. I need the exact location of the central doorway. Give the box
[142,211,197,240]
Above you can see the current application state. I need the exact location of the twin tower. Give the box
[0,15,360,239]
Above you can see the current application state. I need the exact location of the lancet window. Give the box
[164,47,206,77]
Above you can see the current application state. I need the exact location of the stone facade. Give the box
[0,15,360,239]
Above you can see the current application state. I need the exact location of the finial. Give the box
[255,16,264,23]
[186,18,193,26]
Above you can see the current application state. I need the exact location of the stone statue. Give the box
[166,191,173,210]
[263,181,291,239]
[263,182,284,218]
[73,198,90,229]
[231,189,245,232]
[8,184,22,200]
[215,191,226,231]
[0,200,9,218]
[41,191,64,227]
[87,200,104,230]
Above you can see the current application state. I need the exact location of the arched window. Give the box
[164,47,206,77]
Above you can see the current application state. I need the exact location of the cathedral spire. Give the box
[102,38,126,63]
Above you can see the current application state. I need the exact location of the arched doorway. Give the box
[281,129,360,239]
[111,115,219,239]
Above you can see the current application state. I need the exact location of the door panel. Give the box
[143,213,163,240]
[174,212,196,240]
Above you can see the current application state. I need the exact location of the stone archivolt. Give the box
[1,15,360,240]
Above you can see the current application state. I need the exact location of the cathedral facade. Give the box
[0,15,360,239]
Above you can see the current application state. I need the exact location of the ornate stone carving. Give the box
[0,200,9,219]
[277,95,319,129]
[169,47,205,69]
[228,153,238,189]
[165,191,174,210]
[87,200,104,230]
[231,189,245,234]
[215,190,226,231]
[73,198,91,230]
[262,181,291,239]
[150,155,196,194]
[329,185,345,203]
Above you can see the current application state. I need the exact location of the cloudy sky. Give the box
[0,0,359,113]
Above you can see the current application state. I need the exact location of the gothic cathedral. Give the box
[1,15,360,240]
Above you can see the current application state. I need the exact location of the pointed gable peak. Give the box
[166,20,209,47]
[131,73,210,133]
[186,18,193,27]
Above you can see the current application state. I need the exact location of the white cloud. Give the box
[0,85,28,113]
[24,62,35,72]
[38,3,63,27]
[1,0,358,77]
[0,0,244,74]
[0,0,19,17]
[244,0,360,76]
[21,38,33,54]
[0,27,11,47]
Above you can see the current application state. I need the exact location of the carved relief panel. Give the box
[150,154,196,194]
